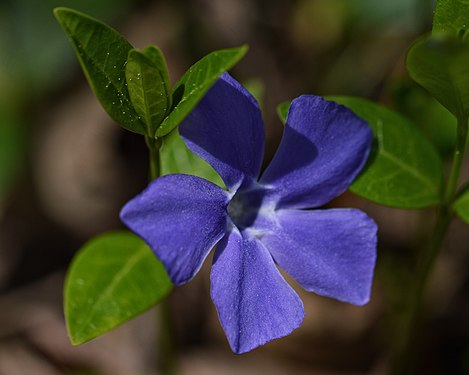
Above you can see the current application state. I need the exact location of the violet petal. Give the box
[261,208,377,305]
[261,95,372,209]
[211,227,304,354]
[120,174,229,285]
[180,73,265,190]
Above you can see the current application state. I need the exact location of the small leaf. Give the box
[142,45,171,91]
[54,7,145,134]
[329,96,444,208]
[65,231,172,345]
[406,34,469,119]
[454,185,469,224]
[160,128,225,188]
[156,45,248,137]
[433,0,469,38]
[126,46,171,136]
[276,101,290,125]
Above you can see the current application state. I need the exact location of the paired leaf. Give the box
[406,34,469,119]
[433,0,469,38]
[65,231,172,345]
[329,96,444,208]
[454,185,469,224]
[54,7,145,134]
[160,128,224,187]
[126,46,171,136]
[156,45,248,137]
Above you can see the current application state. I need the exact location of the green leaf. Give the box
[406,34,469,119]
[126,46,171,136]
[142,45,171,92]
[454,185,469,224]
[65,231,172,345]
[54,7,145,134]
[433,0,469,38]
[159,128,225,188]
[391,81,458,156]
[276,101,290,125]
[156,45,248,137]
[329,96,444,208]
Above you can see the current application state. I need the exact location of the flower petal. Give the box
[211,227,304,354]
[179,73,265,190]
[261,208,377,305]
[261,95,372,209]
[120,174,229,285]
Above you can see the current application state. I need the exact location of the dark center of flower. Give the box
[227,186,266,230]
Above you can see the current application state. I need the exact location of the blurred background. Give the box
[0,0,468,374]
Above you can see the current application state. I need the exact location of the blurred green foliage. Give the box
[0,0,134,102]
[0,0,135,207]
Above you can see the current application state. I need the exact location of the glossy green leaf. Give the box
[329,96,444,208]
[454,185,469,224]
[433,0,469,38]
[65,231,172,345]
[156,45,248,137]
[391,81,458,156]
[159,128,224,188]
[54,8,145,134]
[126,46,171,136]
[406,34,469,119]
[276,101,290,124]
[142,45,171,91]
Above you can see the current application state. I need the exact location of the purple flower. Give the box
[120,73,377,354]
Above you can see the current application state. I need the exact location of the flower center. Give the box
[227,185,266,230]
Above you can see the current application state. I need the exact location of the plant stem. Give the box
[445,115,468,204]
[145,135,178,375]
[157,296,178,375]
[390,115,467,374]
[145,136,162,181]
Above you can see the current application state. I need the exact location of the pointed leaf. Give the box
[329,96,444,208]
[159,128,224,187]
[433,0,469,38]
[142,45,171,90]
[276,101,290,124]
[454,185,469,224]
[406,34,469,119]
[156,45,248,137]
[64,231,172,345]
[54,7,145,134]
[126,46,171,135]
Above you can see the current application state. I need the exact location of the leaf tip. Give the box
[238,44,249,57]
[69,335,84,346]
[53,7,75,21]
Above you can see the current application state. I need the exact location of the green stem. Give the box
[157,297,178,375]
[390,115,468,374]
[145,135,178,375]
[445,116,468,204]
[145,136,162,181]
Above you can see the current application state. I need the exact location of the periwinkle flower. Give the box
[120,73,377,354]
